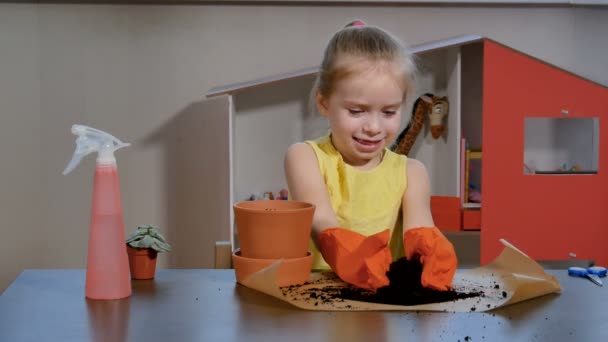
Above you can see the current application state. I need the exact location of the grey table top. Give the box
[0,269,605,342]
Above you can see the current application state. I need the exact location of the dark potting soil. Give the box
[336,257,482,306]
[283,257,482,307]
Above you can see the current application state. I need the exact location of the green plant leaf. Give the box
[154,240,172,252]
[126,224,172,252]
[150,230,168,243]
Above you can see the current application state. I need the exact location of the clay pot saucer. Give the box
[232,249,313,287]
[233,200,314,259]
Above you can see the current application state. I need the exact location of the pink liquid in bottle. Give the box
[85,164,131,299]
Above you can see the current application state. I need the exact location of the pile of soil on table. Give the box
[283,258,485,311]
[335,257,482,306]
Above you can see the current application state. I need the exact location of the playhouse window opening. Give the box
[523,117,599,175]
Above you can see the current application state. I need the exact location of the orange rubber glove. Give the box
[404,227,457,291]
[317,228,392,291]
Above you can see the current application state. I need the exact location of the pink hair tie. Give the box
[351,20,366,27]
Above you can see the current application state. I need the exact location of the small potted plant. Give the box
[126,224,172,279]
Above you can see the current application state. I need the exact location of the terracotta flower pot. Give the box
[232,249,313,287]
[233,200,314,259]
[126,245,158,280]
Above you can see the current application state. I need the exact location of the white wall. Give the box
[233,76,317,202]
[524,118,599,172]
[1,2,607,292]
[407,48,462,196]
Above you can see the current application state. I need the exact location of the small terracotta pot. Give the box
[233,200,314,259]
[126,245,158,280]
[232,249,313,287]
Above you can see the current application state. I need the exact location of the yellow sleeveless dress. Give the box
[305,135,408,270]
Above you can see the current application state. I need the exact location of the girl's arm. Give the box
[285,143,391,291]
[401,158,457,291]
[402,158,435,231]
[284,142,339,243]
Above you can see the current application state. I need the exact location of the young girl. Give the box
[284,21,457,292]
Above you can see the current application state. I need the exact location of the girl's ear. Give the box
[316,91,330,117]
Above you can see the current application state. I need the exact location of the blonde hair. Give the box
[311,21,417,113]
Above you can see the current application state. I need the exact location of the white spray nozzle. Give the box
[63,124,130,175]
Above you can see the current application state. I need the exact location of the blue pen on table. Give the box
[568,266,607,287]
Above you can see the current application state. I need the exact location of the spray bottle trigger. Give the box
[63,124,130,175]
[62,143,96,175]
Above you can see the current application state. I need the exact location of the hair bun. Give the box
[347,20,366,28]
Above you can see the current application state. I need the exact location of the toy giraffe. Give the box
[392,94,434,155]
[392,93,449,155]
[428,96,449,139]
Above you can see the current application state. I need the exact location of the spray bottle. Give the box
[63,124,132,300]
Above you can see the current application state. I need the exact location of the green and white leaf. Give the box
[126,224,172,252]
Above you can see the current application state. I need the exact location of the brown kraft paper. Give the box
[240,239,562,312]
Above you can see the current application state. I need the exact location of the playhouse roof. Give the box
[206,34,605,98]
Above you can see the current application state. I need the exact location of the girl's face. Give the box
[317,61,406,170]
